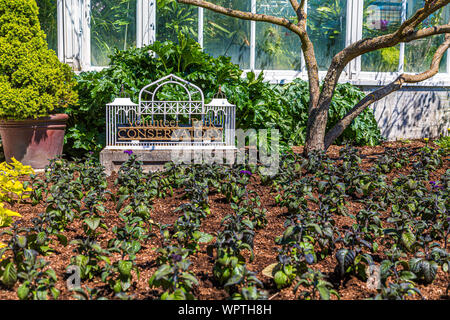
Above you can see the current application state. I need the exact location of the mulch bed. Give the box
[0,139,448,300]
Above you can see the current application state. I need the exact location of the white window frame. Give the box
[351,0,450,86]
[55,0,449,86]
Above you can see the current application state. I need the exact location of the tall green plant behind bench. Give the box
[68,34,381,158]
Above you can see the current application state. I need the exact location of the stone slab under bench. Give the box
[100,148,237,176]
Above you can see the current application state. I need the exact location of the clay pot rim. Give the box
[0,113,69,125]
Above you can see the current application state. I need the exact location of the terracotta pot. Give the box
[0,114,69,169]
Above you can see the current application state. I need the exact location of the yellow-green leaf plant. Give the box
[0,0,78,120]
[0,158,34,260]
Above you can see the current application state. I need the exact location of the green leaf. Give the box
[84,217,101,231]
[154,264,172,281]
[2,262,17,287]
[225,273,243,287]
[262,263,277,279]
[17,282,30,300]
[335,249,355,276]
[318,286,331,300]
[113,281,122,293]
[118,260,133,277]
[36,232,46,245]
[198,232,214,244]
[274,270,288,289]
[401,231,416,251]
[36,288,48,300]
[422,260,438,284]
[17,235,27,248]
[50,287,60,299]
[46,269,58,282]
[399,271,417,281]
[116,195,129,211]
[172,288,187,300]
[181,272,199,286]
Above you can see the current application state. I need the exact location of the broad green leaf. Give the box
[198,232,214,244]
[17,283,30,300]
[2,262,17,287]
[401,231,416,251]
[118,260,133,277]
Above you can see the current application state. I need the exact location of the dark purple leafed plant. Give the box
[429,181,443,189]
[240,170,252,176]
[170,254,182,263]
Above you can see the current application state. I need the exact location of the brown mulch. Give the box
[0,139,448,300]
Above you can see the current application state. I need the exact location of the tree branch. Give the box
[324,33,450,149]
[316,1,450,138]
[289,0,300,11]
[330,0,449,76]
[402,23,450,42]
[177,0,303,35]
[289,0,306,23]
[300,0,306,10]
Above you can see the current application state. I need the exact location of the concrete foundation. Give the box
[361,85,450,141]
[100,148,237,175]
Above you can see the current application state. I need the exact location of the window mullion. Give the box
[350,0,363,79]
[198,7,204,48]
[61,0,86,70]
[398,0,407,73]
[250,0,256,71]
[447,48,450,74]
[137,0,156,47]
[57,0,64,62]
[137,0,142,47]
[344,0,354,78]
[81,0,91,69]
[61,0,81,70]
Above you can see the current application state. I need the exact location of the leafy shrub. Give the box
[435,135,450,153]
[0,0,77,120]
[68,34,381,157]
[0,158,34,228]
[0,158,33,282]
[233,76,382,148]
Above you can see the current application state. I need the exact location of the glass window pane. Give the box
[156,0,198,43]
[204,0,251,69]
[362,0,402,72]
[256,0,301,70]
[404,0,449,73]
[308,0,347,70]
[36,0,58,54]
[91,0,137,66]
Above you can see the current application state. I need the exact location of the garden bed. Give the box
[0,140,448,300]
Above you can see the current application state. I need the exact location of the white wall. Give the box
[363,86,450,140]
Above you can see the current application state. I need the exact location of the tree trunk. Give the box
[303,107,327,154]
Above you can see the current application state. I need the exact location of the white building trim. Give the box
[56,0,449,87]
[137,0,156,47]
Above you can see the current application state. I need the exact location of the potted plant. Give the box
[0,0,78,169]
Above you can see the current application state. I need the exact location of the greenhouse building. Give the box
[36,0,449,140]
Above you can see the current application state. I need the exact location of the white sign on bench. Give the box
[105,74,236,151]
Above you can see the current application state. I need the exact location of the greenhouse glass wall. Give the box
[36,0,449,140]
